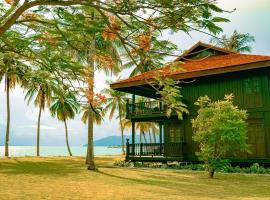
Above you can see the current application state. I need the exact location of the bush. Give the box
[113,160,270,174]
[217,163,270,174]
[243,163,269,174]
[192,94,249,178]
[113,160,132,167]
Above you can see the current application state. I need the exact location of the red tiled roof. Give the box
[111,54,270,89]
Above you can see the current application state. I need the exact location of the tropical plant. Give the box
[0,1,228,38]
[24,71,57,156]
[210,30,255,53]
[81,92,107,165]
[148,77,189,120]
[103,84,128,154]
[0,1,229,169]
[123,119,158,144]
[192,94,249,178]
[81,105,105,126]
[0,54,28,156]
[50,88,80,156]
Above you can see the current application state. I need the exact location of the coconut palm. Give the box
[210,30,255,53]
[78,35,121,170]
[81,96,106,164]
[24,71,56,156]
[81,105,105,126]
[103,84,128,155]
[48,7,122,169]
[123,119,159,144]
[0,56,27,156]
[50,88,80,156]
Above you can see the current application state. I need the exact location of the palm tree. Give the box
[0,57,27,156]
[79,35,121,170]
[103,84,128,155]
[50,8,122,169]
[81,96,106,164]
[210,30,255,53]
[24,71,56,156]
[123,119,158,143]
[81,104,105,126]
[50,88,80,156]
[123,53,158,77]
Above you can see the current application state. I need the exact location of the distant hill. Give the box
[92,135,136,147]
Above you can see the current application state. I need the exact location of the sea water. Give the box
[0,146,122,157]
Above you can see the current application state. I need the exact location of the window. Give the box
[169,123,182,143]
[244,78,261,94]
[243,77,263,108]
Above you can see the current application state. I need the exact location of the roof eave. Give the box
[110,60,270,90]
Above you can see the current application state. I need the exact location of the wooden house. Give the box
[110,42,270,164]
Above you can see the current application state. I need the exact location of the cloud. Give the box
[16,125,57,130]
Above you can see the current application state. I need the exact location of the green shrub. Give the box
[113,160,131,167]
[113,160,270,175]
[192,94,249,178]
[244,163,268,174]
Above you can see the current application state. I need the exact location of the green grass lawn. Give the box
[0,156,269,200]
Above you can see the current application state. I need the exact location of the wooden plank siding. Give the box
[173,67,270,162]
[122,67,270,164]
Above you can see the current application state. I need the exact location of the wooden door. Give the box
[247,119,266,158]
[164,120,184,157]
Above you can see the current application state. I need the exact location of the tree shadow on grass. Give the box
[0,158,83,176]
[97,168,270,199]
[97,170,149,184]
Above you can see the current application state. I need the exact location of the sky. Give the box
[0,0,270,146]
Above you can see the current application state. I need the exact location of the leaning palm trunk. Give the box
[118,106,125,155]
[64,119,72,156]
[5,78,10,157]
[149,131,152,143]
[36,103,42,156]
[142,131,147,143]
[153,132,157,143]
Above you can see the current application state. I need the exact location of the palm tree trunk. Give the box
[142,131,147,143]
[36,104,42,156]
[87,107,95,170]
[153,132,157,143]
[118,104,125,155]
[149,131,152,143]
[86,52,96,170]
[64,119,72,156]
[5,78,10,157]
[86,7,97,170]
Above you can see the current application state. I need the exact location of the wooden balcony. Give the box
[126,139,184,162]
[126,100,169,119]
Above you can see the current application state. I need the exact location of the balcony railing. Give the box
[126,139,183,160]
[126,100,167,118]
[128,143,164,157]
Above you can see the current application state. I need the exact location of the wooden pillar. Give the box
[126,99,129,118]
[132,93,135,113]
[132,121,135,156]
[132,93,135,104]
[131,92,136,156]
[159,122,163,156]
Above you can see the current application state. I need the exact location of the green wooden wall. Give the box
[166,67,270,161]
